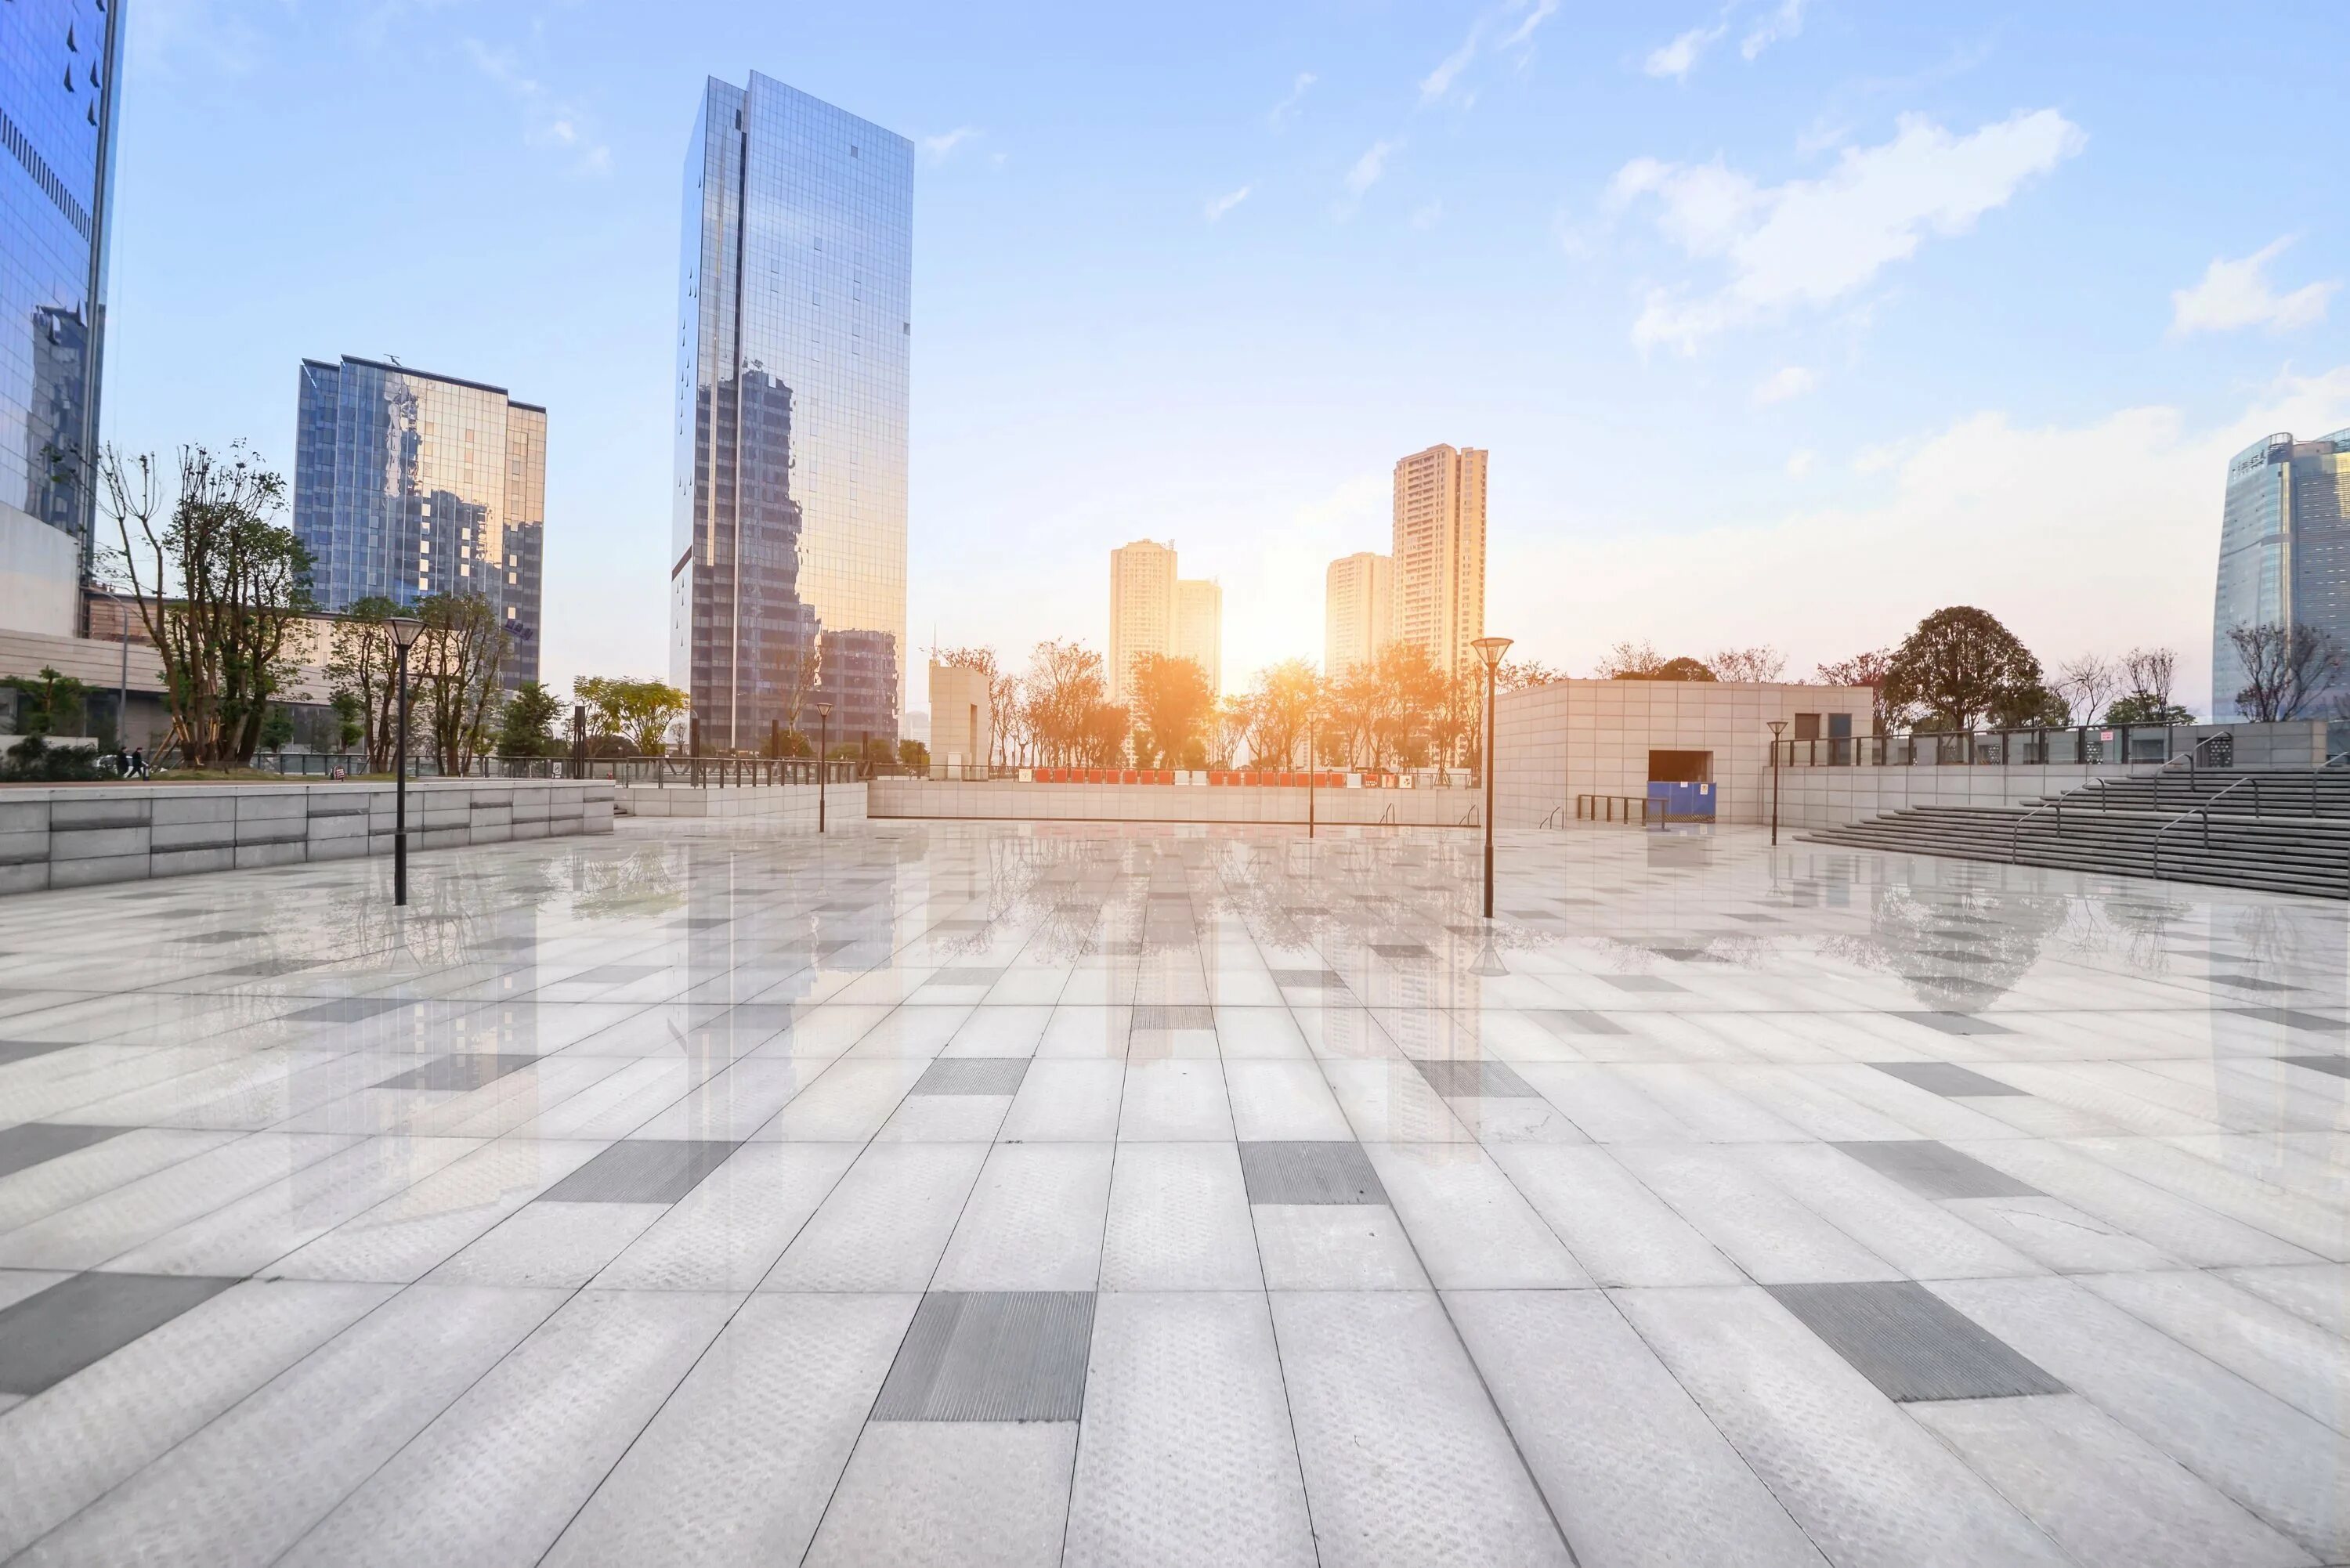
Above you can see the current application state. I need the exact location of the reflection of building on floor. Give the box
[1493,678,1875,828]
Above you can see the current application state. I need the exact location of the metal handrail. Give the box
[2008,776,2122,862]
[2152,772,2261,880]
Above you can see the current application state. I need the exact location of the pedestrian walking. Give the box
[128,746,150,779]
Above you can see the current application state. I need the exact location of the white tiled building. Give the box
[1492,678,1875,827]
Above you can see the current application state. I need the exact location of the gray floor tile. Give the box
[912,1057,1030,1096]
[284,997,409,1024]
[2229,1008,2345,1033]
[1833,1139,2045,1200]
[538,1139,741,1203]
[2280,1055,2350,1080]
[374,1053,541,1091]
[1534,1010,1629,1036]
[1766,1280,2065,1401]
[1890,1011,2015,1035]
[870,1289,1096,1421]
[1132,1003,1215,1030]
[1269,968,1346,988]
[0,1123,126,1181]
[569,964,663,984]
[0,1270,240,1396]
[1413,1059,1538,1098]
[1870,1060,2025,1097]
[0,1041,74,1067]
[1238,1140,1388,1205]
[1603,976,1685,993]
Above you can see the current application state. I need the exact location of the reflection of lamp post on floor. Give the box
[388,616,425,906]
[1472,636,1513,921]
[1767,719,1787,847]
[817,704,831,834]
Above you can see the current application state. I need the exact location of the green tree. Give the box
[99,443,315,766]
[898,739,930,769]
[412,594,510,773]
[326,597,402,771]
[575,676,691,756]
[328,689,365,751]
[1128,652,1215,766]
[1241,659,1320,767]
[1882,606,2045,731]
[258,704,296,757]
[2,667,90,737]
[2104,694,2196,726]
[496,680,565,757]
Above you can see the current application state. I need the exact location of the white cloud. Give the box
[2171,238,2338,335]
[1205,185,1252,223]
[1412,201,1444,232]
[1422,31,1481,101]
[1645,22,1726,80]
[1267,72,1318,130]
[1491,365,2350,714]
[1503,0,1561,50]
[1618,108,2086,352]
[1754,366,1820,404]
[1784,449,1816,478]
[919,126,982,164]
[1344,139,1397,197]
[463,38,609,174]
[1741,0,1806,60]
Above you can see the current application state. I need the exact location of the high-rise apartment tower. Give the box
[1,0,123,635]
[1108,539,1177,703]
[295,356,548,685]
[2213,429,2350,719]
[1391,443,1487,681]
[1324,551,1393,675]
[1177,578,1223,695]
[674,73,913,749]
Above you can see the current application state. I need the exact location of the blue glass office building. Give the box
[0,0,122,636]
[2212,430,2350,719]
[673,74,913,750]
[294,356,548,686]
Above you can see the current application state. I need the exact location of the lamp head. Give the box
[1766,719,1788,738]
[1471,636,1513,671]
[388,616,425,652]
[815,704,831,720]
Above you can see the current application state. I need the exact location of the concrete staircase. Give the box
[1802,768,2350,900]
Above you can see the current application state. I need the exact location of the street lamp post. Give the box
[816,703,831,834]
[1471,636,1513,921]
[1766,719,1788,847]
[1307,711,1317,840]
[388,616,425,905]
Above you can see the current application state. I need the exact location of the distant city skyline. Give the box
[82,2,2350,717]
[1108,538,1225,700]
[1393,443,1488,681]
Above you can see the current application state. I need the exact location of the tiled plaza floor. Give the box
[0,816,2347,1566]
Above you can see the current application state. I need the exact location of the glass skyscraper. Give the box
[294,356,548,686]
[673,73,913,750]
[1,0,122,637]
[2212,429,2350,720]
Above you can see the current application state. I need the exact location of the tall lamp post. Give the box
[1471,636,1513,920]
[815,703,831,834]
[1307,710,1318,840]
[1766,719,1787,847]
[388,616,425,905]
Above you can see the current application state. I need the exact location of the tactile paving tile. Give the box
[2281,1055,2350,1080]
[1412,1060,1538,1099]
[177,930,265,945]
[0,1122,125,1180]
[1237,1141,1388,1205]
[1869,1060,2024,1097]
[284,996,409,1024]
[1132,1003,1214,1031]
[1889,1011,2014,1035]
[927,967,1006,987]
[2210,974,2292,991]
[0,1271,240,1396]
[1603,975,1686,993]
[870,1290,1096,1422]
[1767,1281,2065,1402]
[537,1139,740,1203]
[569,964,663,985]
[1371,942,1431,959]
[2229,1007,2348,1033]
[374,1054,541,1092]
[913,1057,1031,1096]
[216,959,327,977]
[1268,968,1346,988]
[0,1040,74,1066]
[1832,1140,2044,1200]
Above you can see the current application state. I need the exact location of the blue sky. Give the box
[103,0,2348,715]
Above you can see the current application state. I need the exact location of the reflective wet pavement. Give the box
[0,818,2345,1566]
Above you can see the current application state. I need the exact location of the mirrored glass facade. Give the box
[673,73,912,750]
[294,356,547,686]
[0,0,121,625]
[2212,429,2350,718]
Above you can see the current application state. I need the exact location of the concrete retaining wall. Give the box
[616,782,866,829]
[0,779,614,895]
[867,779,1480,826]
[1773,765,2129,830]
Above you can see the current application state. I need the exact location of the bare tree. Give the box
[1706,646,1788,683]
[1594,639,1664,679]
[1817,649,1904,731]
[327,598,402,771]
[2228,622,2345,721]
[2052,653,2119,726]
[411,594,510,773]
[775,634,821,743]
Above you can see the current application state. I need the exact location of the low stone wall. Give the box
[867,779,1480,826]
[0,779,614,895]
[616,782,867,829]
[1774,764,2128,831]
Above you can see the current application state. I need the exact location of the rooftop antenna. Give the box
[385,354,403,367]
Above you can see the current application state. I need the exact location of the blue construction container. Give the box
[1647,781,1717,822]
